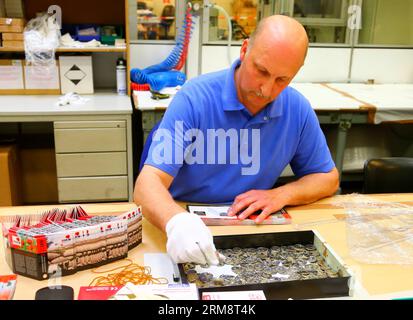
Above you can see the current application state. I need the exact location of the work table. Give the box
[0,93,134,203]
[0,92,132,117]
[1,193,413,299]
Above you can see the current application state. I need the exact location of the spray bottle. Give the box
[116,58,127,95]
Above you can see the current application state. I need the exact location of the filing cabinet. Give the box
[54,120,129,203]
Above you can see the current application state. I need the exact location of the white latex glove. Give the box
[166,212,221,265]
[56,92,90,106]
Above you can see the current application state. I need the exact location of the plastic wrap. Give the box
[332,194,413,265]
[24,13,60,70]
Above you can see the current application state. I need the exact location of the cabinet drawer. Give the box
[58,176,128,202]
[54,127,126,153]
[56,152,127,177]
[54,121,126,129]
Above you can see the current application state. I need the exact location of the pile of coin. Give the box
[182,244,340,288]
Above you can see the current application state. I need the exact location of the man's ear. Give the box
[239,39,249,62]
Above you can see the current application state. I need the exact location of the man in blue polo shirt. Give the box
[134,15,339,266]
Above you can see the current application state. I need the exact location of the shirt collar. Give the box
[268,92,284,119]
[221,59,244,111]
[221,58,284,119]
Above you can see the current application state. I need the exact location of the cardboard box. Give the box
[20,147,58,204]
[2,39,24,49]
[0,17,25,26]
[232,0,256,13]
[237,7,257,17]
[24,61,60,94]
[59,55,94,94]
[2,32,24,40]
[0,59,24,92]
[0,24,24,32]
[6,207,142,280]
[0,144,21,206]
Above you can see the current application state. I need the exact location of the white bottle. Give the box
[116,58,127,95]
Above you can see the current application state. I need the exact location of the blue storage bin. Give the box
[61,24,77,39]
[75,24,101,42]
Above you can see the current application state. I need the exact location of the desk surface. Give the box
[1,194,413,300]
[0,92,132,116]
[326,83,413,124]
[134,83,413,124]
[290,83,366,110]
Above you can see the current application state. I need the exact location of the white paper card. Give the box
[112,282,199,300]
[144,253,181,284]
[202,290,266,300]
[59,56,94,94]
[187,205,234,219]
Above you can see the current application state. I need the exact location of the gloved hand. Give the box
[166,212,222,265]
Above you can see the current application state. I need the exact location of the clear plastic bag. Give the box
[24,13,60,69]
[332,194,413,265]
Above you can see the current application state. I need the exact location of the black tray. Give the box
[179,231,351,300]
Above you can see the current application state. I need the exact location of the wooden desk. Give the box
[1,194,413,300]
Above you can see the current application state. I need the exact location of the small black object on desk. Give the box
[35,286,74,300]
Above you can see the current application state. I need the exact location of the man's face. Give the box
[235,38,304,114]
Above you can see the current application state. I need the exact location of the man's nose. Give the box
[260,79,274,98]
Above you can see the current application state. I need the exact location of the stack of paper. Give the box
[110,283,199,300]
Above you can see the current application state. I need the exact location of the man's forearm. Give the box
[278,168,339,207]
[134,167,185,231]
[134,166,221,266]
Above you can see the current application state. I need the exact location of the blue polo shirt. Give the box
[144,59,335,203]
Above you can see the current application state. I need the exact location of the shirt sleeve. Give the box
[290,96,336,177]
[144,89,199,177]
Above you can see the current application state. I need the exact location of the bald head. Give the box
[234,15,309,114]
[248,15,309,64]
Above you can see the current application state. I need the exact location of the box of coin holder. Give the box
[1,206,142,280]
[179,230,354,300]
